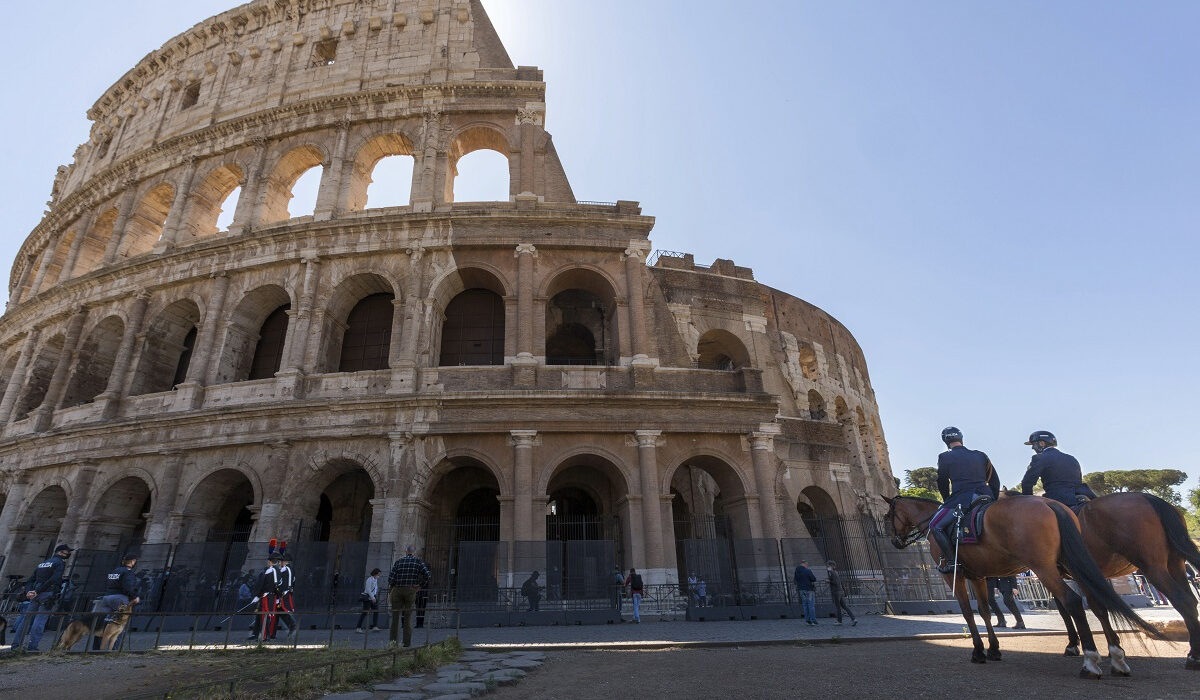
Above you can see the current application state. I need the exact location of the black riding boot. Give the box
[931,525,958,574]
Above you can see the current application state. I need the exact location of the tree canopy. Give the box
[905,467,938,493]
[1083,469,1188,505]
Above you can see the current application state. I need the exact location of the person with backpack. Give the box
[625,567,644,623]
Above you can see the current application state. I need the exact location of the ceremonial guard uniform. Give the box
[272,544,297,639]
[1020,430,1097,506]
[249,540,281,641]
[931,427,999,573]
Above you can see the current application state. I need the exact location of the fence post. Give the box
[154,613,164,650]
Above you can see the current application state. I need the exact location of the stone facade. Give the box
[0,0,894,585]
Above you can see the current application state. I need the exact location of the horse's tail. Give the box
[1139,492,1200,569]
[1048,500,1163,639]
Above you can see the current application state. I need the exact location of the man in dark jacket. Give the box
[931,427,1000,573]
[388,545,431,647]
[826,560,857,626]
[11,544,73,652]
[521,571,542,612]
[1020,430,1097,506]
[96,554,141,618]
[794,559,818,625]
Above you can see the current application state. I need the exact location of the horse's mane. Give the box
[895,495,943,507]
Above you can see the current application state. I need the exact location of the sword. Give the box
[951,506,963,596]
[219,600,259,625]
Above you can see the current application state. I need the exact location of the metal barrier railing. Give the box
[2,605,461,655]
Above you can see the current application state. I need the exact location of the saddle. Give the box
[955,498,995,545]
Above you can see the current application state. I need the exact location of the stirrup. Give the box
[937,559,958,575]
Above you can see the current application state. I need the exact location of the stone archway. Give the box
[179,469,256,543]
[666,455,753,597]
[799,485,845,563]
[82,476,152,551]
[307,463,375,543]
[423,459,503,596]
[8,485,67,576]
[542,455,629,600]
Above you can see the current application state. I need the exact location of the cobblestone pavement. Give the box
[322,651,545,700]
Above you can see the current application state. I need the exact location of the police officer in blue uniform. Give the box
[10,544,73,652]
[931,427,1000,574]
[89,553,140,649]
[1020,430,1097,506]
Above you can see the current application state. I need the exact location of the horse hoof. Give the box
[1110,669,1131,678]
[987,650,1002,661]
[1064,646,1080,657]
[971,650,987,664]
[1078,669,1101,680]
[1185,657,1200,670]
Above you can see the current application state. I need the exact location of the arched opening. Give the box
[439,289,505,366]
[796,342,819,380]
[544,269,618,366]
[13,333,65,420]
[303,464,375,543]
[213,285,292,384]
[348,133,415,210]
[808,390,827,421]
[545,457,627,600]
[446,127,510,203]
[696,329,751,370]
[799,486,844,563]
[61,315,125,407]
[41,229,79,292]
[183,164,244,242]
[668,456,753,598]
[118,184,174,259]
[130,299,201,395]
[8,485,68,577]
[337,293,394,372]
[424,460,502,597]
[71,207,117,277]
[181,469,256,543]
[260,145,324,225]
[83,476,152,551]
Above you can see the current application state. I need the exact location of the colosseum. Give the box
[0,0,896,618]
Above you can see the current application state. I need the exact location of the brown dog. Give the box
[53,603,133,651]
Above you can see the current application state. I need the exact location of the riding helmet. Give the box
[1024,430,1056,446]
[940,426,963,445]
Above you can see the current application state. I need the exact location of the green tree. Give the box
[1082,469,1188,505]
[905,467,938,493]
[898,486,942,502]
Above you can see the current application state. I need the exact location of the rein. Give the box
[889,500,936,549]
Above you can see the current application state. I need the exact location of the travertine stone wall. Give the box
[0,0,894,585]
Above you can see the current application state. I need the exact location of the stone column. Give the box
[624,240,656,381]
[32,308,88,431]
[175,273,230,409]
[10,255,36,306]
[230,138,270,234]
[517,108,542,196]
[0,474,31,576]
[749,424,783,541]
[144,451,184,544]
[96,291,151,418]
[634,430,668,581]
[512,243,538,385]
[154,156,199,253]
[285,255,321,371]
[510,430,537,543]
[252,441,291,541]
[28,241,58,298]
[0,328,40,424]
[314,119,351,221]
[102,186,138,264]
[60,210,95,281]
[57,463,99,545]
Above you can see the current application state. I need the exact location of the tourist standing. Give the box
[521,571,542,612]
[356,568,382,632]
[826,560,857,626]
[794,559,818,625]
[388,545,431,647]
[625,568,644,623]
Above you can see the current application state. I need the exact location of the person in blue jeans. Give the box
[11,544,73,652]
[794,559,818,625]
[625,568,644,623]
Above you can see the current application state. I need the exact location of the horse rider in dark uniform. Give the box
[931,427,1000,574]
[1020,430,1097,506]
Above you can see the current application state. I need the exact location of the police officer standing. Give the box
[931,427,1000,574]
[1020,430,1097,506]
[10,544,73,652]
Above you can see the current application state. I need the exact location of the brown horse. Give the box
[884,494,1160,678]
[1050,492,1200,672]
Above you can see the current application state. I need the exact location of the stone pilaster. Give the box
[101,186,137,264]
[175,272,229,409]
[314,118,351,220]
[0,329,40,424]
[96,290,150,418]
[510,430,537,542]
[33,308,88,431]
[633,430,668,581]
[56,463,99,545]
[749,424,783,541]
[144,450,184,543]
[154,156,199,252]
[512,243,538,385]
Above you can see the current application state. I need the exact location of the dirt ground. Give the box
[487,637,1199,700]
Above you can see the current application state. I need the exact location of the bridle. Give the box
[887,497,935,549]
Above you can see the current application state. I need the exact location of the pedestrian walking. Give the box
[273,544,297,640]
[986,576,1025,629]
[248,541,281,641]
[521,571,543,612]
[612,566,626,614]
[387,545,431,648]
[794,559,818,625]
[356,568,382,632]
[826,560,857,626]
[625,567,644,623]
[11,544,73,652]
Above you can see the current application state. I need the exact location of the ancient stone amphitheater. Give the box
[0,0,894,605]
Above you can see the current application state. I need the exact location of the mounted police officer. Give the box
[931,427,1000,574]
[10,544,73,652]
[1020,430,1097,506]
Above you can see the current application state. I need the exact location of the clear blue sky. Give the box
[2,2,1196,493]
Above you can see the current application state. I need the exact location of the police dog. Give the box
[53,603,133,651]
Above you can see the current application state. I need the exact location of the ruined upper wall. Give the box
[55,0,523,202]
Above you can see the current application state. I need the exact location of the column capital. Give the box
[514,242,538,257]
[633,430,662,448]
[509,429,539,447]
